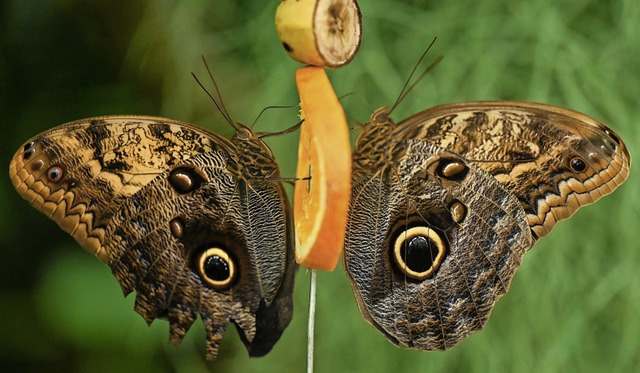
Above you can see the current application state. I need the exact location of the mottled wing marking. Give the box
[9,116,231,262]
[345,100,630,351]
[396,101,631,239]
[100,150,293,357]
[9,116,297,359]
[346,139,531,350]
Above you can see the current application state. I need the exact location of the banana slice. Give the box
[275,0,362,67]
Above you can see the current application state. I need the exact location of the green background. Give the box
[1,1,638,372]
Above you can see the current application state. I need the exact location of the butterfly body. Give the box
[345,101,630,350]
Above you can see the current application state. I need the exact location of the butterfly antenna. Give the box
[191,72,238,131]
[336,92,371,130]
[258,118,304,139]
[202,56,235,125]
[339,92,374,113]
[389,37,443,115]
[344,112,365,131]
[193,56,239,131]
[251,104,300,130]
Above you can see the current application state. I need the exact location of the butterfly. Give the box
[9,65,631,359]
[344,101,630,349]
[9,115,297,359]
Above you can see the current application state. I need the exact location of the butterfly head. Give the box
[371,107,395,126]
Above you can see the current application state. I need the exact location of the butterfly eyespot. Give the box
[197,247,237,289]
[23,141,36,151]
[436,159,469,181]
[605,129,620,145]
[392,226,447,281]
[282,42,293,52]
[169,217,185,239]
[46,166,64,182]
[30,159,45,172]
[570,157,587,173]
[168,166,206,194]
[448,200,467,224]
[23,142,36,160]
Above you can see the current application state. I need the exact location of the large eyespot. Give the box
[570,157,587,173]
[47,166,64,182]
[196,247,237,289]
[392,226,447,281]
[168,166,206,194]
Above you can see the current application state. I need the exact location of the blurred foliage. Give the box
[1,0,639,372]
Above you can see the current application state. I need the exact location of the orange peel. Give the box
[293,66,351,270]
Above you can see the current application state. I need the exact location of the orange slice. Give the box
[294,66,351,270]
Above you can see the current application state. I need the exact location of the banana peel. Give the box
[275,0,362,67]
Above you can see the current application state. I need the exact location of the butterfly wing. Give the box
[9,116,296,358]
[345,101,630,350]
[346,139,531,349]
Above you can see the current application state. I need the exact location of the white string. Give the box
[307,269,317,373]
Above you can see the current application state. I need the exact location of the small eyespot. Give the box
[23,141,35,151]
[436,159,469,181]
[169,217,185,239]
[570,157,587,173]
[47,166,64,182]
[196,247,236,290]
[605,129,620,145]
[30,159,45,172]
[448,200,467,224]
[282,42,293,52]
[168,166,206,194]
[392,226,447,281]
[23,148,36,160]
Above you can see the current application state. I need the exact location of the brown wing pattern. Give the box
[9,116,296,358]
[395,101,631,239]
[345,101,630,350]
[10,116,232,261]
